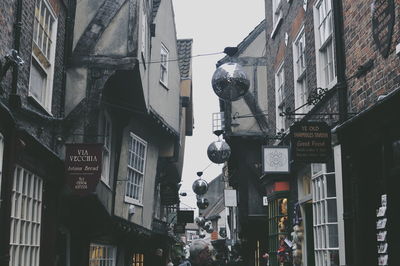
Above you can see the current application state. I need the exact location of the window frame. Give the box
[160,43,169,87]
[311,164,340,266]
[9,166,43,266]
[140,2,147,68]
[101,112,112,187]
[313,0,337,90]
[124,132,147,205]
[274,62,286,132]
[89,243,117,266]
[292,27,310,114]
[29,0,58,112]
[271,0,283,38]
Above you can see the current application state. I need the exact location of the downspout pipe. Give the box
[333,0,347,123]
[9,0,23,108]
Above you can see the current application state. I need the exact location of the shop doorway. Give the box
[304,203,315,266]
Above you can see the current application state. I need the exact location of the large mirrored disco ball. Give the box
[192,179,208,195]
[197,198,210,209]
[211,62,250,101]
[207,140,231,164]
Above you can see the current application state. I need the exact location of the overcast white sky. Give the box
[172,0,266,211]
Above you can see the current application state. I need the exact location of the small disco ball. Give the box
[192,179,208,195]
[197,198,210,209]
[195,217,206,227]
[204,220,212,230]
[207,140,231,164]
[211,62,250,101]
[206,226,214,234]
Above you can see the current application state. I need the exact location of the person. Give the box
[179,239,213,266]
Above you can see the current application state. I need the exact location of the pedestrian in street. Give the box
[179,239,214,266]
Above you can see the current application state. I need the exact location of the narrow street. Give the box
[0,0,399,265]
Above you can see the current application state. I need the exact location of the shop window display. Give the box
[268,196,290,266]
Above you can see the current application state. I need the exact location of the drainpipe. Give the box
[9,0,23,108]
[333,0,347,123]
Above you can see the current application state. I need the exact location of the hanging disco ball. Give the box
[204,220,212,230]
[192,179,208,195]
[206,226,214,234]
[207,140,231,164]
[197,198,210,209]
[211,62,250,101]
[195,217,206,227]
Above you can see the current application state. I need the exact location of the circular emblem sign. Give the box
[371,0,395,58]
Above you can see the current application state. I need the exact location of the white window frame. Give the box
[0,133,4,202]
[313,0,336,90]
[89,243,117,266]
[275,62,285,132]
[125,133,147,205]
[9,166,43,266]
[271,0,283,38]
[160,43,169,87]
[140,3,147,65]
[292,27,310,114]
[101,112,112,187]
[29,0,58,112]
[311,164,339,266]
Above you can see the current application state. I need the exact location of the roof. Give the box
[177,39,193,79]
[218,19,266,65]
[152,0,161,22]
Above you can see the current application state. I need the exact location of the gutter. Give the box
[9,0,23,107]
[332,0,348,123]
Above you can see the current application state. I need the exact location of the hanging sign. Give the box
[160,182,179,205]
[177,210,194,224]
[224,189,237,207]
[262,146,290,173]
[174,223,186,234]
[290,122,331,163]
[65,143,102,196]
[371,0,395,58]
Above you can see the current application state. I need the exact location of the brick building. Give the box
[0,0,68,265]
[262,0,400,265]
[332,0,400,265]
[0,0,193,265]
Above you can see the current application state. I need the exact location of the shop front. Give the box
[333,89,400,266]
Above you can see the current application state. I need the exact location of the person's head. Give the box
[189,240,211,264]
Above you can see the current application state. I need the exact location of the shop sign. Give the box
[224,189,237,207]
[160,182,179,205]
[290,122,331,163]
[174,223,186,234]
[262,146,290,174]
[211,231,218,240]
[371,0,395,58]
[65,143,102,196]
[177,210,194,224]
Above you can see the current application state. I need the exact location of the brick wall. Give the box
[0,0,67,153]
[0,0,16,96]
[264,0,318,133]
[343,0,400,113]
